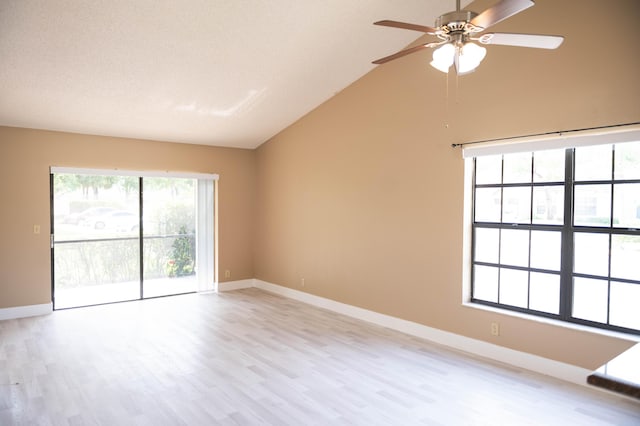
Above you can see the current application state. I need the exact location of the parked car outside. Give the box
[89,210,139,232]
[63,207,117,225]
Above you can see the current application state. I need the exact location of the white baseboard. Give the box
[217,279,254,292]
[252,279,592,387]
[0,302,53,321]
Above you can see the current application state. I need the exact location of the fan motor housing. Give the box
[436,10,478,33]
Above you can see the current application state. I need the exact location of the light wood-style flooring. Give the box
[1,288,639,425]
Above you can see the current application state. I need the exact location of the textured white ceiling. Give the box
[0,0,471,148]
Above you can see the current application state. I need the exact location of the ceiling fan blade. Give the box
[374,20,438,35]
[478,33,564,49]
[372,44,431,65]
[470,0,534,30]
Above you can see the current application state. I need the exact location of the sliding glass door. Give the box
[51,170,215,309]
[142,177,197,298]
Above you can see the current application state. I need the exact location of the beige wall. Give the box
[0,127,255,308]
[254,0,640,369]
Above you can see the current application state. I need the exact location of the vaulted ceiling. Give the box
[0,0,472,148]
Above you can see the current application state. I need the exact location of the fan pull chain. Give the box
[445,70,450,129]
[456,70,460,105]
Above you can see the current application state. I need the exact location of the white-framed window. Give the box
[465,127,640,334]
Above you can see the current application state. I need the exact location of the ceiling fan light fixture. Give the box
[373,0,564,74]
[430,42,455,73]
[456,42,486,74]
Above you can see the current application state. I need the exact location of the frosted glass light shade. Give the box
[457,42,486,74]
[430,42,486,74]
[430,43,455,73]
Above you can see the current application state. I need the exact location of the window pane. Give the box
[474,228,499,263]
[529,272,560,314]
[53,174,140,309]
[575,144,612,181]
[54,239,140,309]
[533,149,565,182]
[499,268,528,308]
[475,188,501,222]
[613,183,640,228]
[574,233,609,276]
[475,155,502,185]
[503,152,532,184]
[474,265,499,302]
[614,141,640,180]
[502,186,531,224]
[530,230,561,271]
[572,277,608,323]
[574,184,611,227]
[610,281,640,330]
[500,229,529,267]
[611,235,640,281]
[143,177,197,298]
[532,185,564,225]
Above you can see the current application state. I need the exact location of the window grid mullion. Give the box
[607,145,615,326]
[559,148,574,321]
[497,155,505,304]
[527,154,535,310]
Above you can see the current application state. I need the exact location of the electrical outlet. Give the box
[301,278,305,287]
[33,225,40,234]
[491,322,500,336]
[224,270,230,278]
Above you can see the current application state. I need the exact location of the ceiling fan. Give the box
[372,0,564,74]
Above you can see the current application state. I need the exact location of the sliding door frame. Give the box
[50,167,217,310]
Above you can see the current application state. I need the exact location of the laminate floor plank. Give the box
[1,288,638,425]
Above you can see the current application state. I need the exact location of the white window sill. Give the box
[462,301,640,343]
